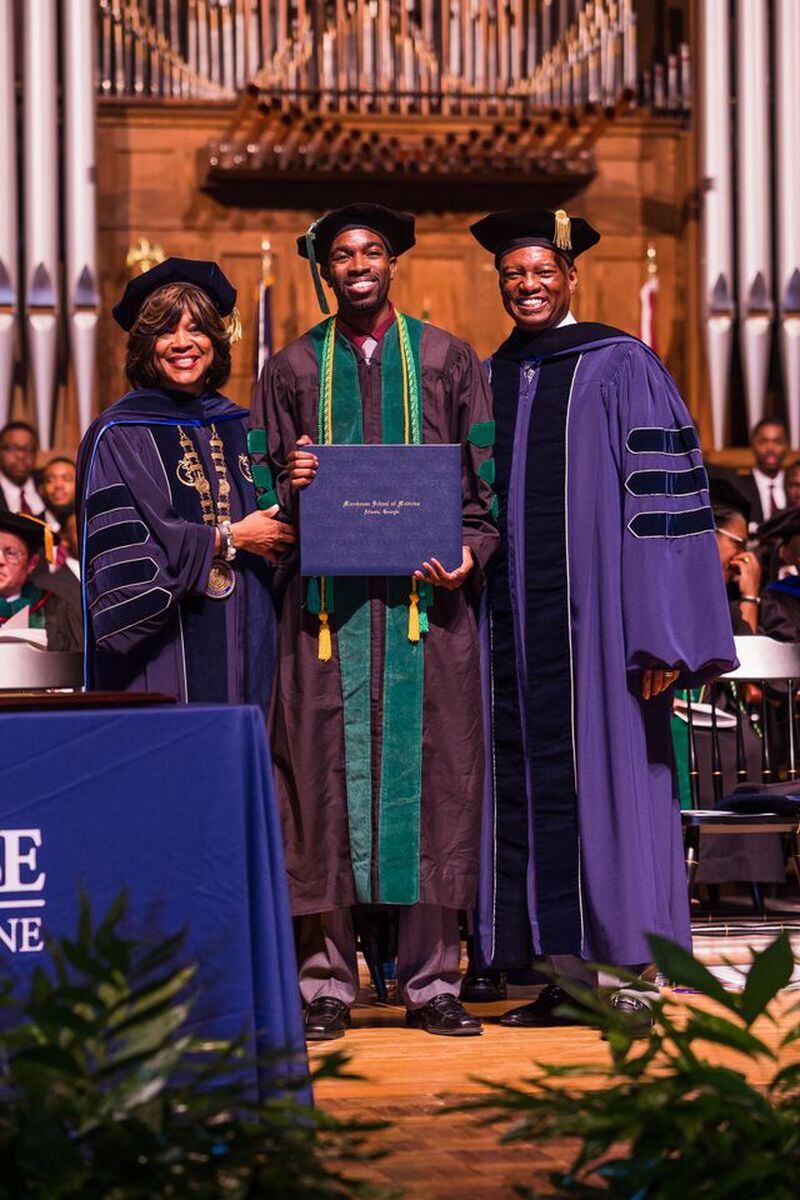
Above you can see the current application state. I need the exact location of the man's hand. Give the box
[642,667,680,700]
[286,434,319,490]
[414,546,474,591]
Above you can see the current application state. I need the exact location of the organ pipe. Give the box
[736,0,772,432]
[699,0,734,450]
[64,0,100,439]
[775,1,800,448]
[0,0,17,425]
[23,0,59,450]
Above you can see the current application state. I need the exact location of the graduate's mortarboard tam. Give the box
[469,207,601,267]
[297,204,416,314]
[112,257,237,331]
[0,512,54,564]
[707,466,753,525]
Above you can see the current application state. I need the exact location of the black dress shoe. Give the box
[406,994,482,1036]
[461,972,508,1003]
[304,996,351,1041]
[499,983,594,1028]
[607,991,654,1039]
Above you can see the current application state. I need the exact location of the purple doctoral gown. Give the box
[478,322,737,969]
[76,387,276,707]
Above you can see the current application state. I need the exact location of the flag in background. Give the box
[639,241,659,352]
[255,238,275,381]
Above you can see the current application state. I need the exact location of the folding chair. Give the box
[681,636,800,905]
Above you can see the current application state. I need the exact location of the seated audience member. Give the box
[671,500,787,889]
[0,513,82,651]
[40,457,77,566]
[737,417,790,529]
[757,508,800,639]
[785,460,800,510]
[0,422,45,516]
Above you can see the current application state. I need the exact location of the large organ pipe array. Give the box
[701,0,800,449]
[99,1,691,115]
[1,0,98,445]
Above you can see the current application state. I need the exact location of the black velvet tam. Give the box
[297,204,416,264]
[0,512,51,558]
[470,208,601,266]
[112,258,237,331]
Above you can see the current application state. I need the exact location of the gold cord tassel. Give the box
[318,577,332,661]
[408,578,421,643]
[225,306,243,345]
[553,209,572,252]
[318,610,332,661]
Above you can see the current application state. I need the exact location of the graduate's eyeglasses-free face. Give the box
[153,308,215,397]
[498,245,577,334]
[323,229,397,320]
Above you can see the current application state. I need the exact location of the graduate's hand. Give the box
[414,546,474,591]
[286,435,318,489]
[642,667,680,700]
[232,507,296,563]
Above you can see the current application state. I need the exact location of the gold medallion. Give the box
[238,452,253,482]
[206,558,236,600]
[177,454,207,489]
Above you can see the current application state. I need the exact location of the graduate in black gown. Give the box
[77,259,292,705]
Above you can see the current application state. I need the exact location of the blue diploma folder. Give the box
[300,444,463,576]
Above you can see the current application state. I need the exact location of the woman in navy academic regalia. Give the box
[76,258,293,705]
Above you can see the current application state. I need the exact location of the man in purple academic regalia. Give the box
[469,208,737,1032]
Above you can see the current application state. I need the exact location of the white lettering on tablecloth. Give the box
[0,829,46,953]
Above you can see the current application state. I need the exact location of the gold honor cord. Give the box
[176,424,236,599]
[316,315,421,661]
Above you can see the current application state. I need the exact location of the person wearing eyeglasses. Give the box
[0,512,81,650]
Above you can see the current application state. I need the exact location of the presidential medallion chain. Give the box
[176,424,236,599]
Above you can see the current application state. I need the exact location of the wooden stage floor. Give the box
[310,984,797,1199]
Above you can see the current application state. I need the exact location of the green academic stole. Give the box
[0,583,46,628]
[307,313,429,905]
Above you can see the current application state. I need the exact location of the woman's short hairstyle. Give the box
[124,282,232,391]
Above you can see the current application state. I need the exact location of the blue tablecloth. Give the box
[0,703,307,1099]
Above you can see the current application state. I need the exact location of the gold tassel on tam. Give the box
[408,578,421,643]
[553,209,572,252]
[225,306,243,345]
[318,577,332,661]
[43,525,54,565]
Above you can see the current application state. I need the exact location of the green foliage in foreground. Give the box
[460,933,800,1199]
[0,896,389,1200]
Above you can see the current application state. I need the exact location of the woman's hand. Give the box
[232,506,296,563]
[286,434,319,490]
[414,547,474,591]
[730,550,762,597]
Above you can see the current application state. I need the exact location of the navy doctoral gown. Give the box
[76,387,276,707]
[477,323,737,969]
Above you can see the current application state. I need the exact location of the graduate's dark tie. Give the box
[769,483,778,517]
[19,494,31,516]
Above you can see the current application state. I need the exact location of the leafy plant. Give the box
[0,895,389,1199]
[459,933,800,1199]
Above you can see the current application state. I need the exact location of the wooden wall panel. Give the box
[89,101,702,444]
